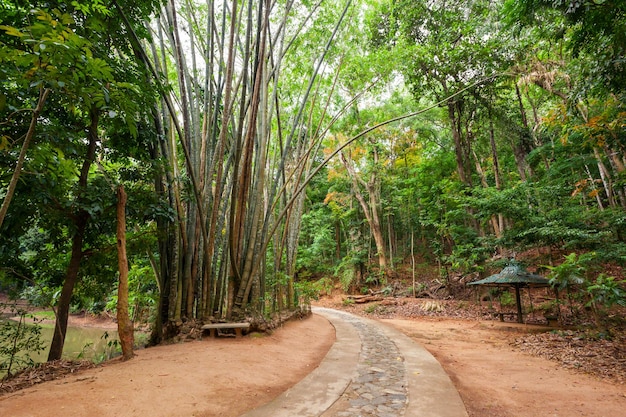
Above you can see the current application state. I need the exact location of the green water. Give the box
[1,320,120,378]
[32,323,120,362]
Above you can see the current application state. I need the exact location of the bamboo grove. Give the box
[131,0,359,340]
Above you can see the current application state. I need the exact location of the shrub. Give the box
[0,308,46,378]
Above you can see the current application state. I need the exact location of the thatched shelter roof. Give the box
[468,264,550,288]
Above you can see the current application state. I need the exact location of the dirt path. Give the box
[384,317,626,417]
[2,310,625,416]
[0,314,335,417]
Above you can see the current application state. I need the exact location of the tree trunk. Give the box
[387,213,394,269]
[47,212,87,361]
[488,110,505,236]
[512,84,534,181]
[368,181,387,270]
[602,145,626,208]
[48,108,99,361]
[335,222,342,261]
[0,88,51,228]
[116,184,134,360]
[447,100,470,186]
[340,151,387,270]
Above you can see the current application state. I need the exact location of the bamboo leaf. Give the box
[0,25,25,37]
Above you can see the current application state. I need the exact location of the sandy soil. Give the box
[2,308,626,417]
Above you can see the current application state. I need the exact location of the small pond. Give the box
[1,318,122,379]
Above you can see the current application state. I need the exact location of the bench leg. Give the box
[235,328,243,338]
[209,329,216,338]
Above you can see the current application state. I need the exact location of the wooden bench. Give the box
[201,322,250,338]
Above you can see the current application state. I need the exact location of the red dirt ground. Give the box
[0,313,334,417]
[2,301,625,416]
[386,317,626,417]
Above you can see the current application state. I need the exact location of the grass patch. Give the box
[29,311,56,320]
[364,303,380,314]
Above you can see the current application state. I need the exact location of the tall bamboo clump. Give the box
[132,0,354,341]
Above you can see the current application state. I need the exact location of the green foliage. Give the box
[0,308,46,378]
[469,178,623,255]
[332,239,369,293]
[0,0,163,324]
[364,303,389,315]
[19,285,60,308]
[94,331,121,363]
[338,266,356,293]
[388,0,506,97]
[0,7,133,122]
[545,252,593,291]
[293,281,316,303]
[445,243,489,275]
[105,263,158,322]
[586,274,626,309]
[297,203,336,274]
[295,277,333,303]
[499,291,515,307]
[314,277,334,297]
[503,0,626,95]
[365,270,384,286]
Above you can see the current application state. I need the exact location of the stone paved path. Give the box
[243,307,468,417]
[317,309,408,417]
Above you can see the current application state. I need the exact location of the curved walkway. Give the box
[242,307,468,417]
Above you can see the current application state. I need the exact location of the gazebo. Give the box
[468,263,551,323]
